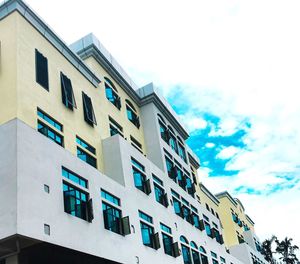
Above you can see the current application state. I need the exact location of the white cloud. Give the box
[205,142,215,148]
[216,146,241,159]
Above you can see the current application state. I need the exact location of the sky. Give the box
[21,0,300,254]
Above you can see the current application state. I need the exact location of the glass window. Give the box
[101,189,120,206]
[169,133,178,153]
[178,142,187,162]
[160,223,172,234]
[77,147,97,168]
[131,158,145,172]
[211,251,218,258]
[130,135,143,153]
[37,109,62,131]
[126,100,140,128]
[60,72,76,110]
[139,211,153,224]
[105,78,121,109]
[140,222,154,248]
[162,233,173,256]
[205,222,212,237]
[76,136,96,154]
[181,244,192,264]
[35,49,49,90]
[221,257,226,263]
[159,121,169,143]
[63,182,87,220]
[213,259,219,264]
[201,254,209,264]
[38,121,63,146]
[154,183,165,205]
[62,167,87,188]
[82,92,97,126]
[173,198,182,217]
[153,175,163,186]
[133,167,147,192]
[102,202,122,234]
[192,250,201,264]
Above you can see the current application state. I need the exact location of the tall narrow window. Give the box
[63,182,93,222]
[153,176,168,208]
[61,72,76,110]
[76,136,97,168]
[82,92,97,126]
[160,223,173,256]
[139,211,160,250]
[101,189,131,236]
[131,158,151,195]
[105,77,121,109]
[126,99,140,128]
[35,49,49,90]
[130,135,143,153]
[37,109,63,146]
[109,116,123,137]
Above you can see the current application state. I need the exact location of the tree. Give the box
[276,237,299,264]
[261,235,277,264]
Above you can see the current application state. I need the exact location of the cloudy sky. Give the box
[23,0,300,252]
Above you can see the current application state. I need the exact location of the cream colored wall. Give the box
[8,11,145,173]
[197,186,220,216]
[0,13,18,125]
[217,196,255,248]
[83,57,146,154]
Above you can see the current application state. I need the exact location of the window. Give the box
[153,176,168,207]
[109,116,123,137]
[172,197,183,218]
[101,189,130,236]
[160,224,174,257]
[130,135,143,153]
[76,136,96,154]
[126,99,140,128]
[102,202,122,234]
[38,121,63,146]
[77,148,97,168]
[159,121,169,143]
[205,222,213,238]
[165,157,176,180]
[177,168,186,190]
[63,182,93,222]
[37,109,63,131]
[190,242,201,264]
[35,49,49,90]
[178,140,187,163]
[82,92,97,126]
[139,211,160,249]
[62,167,87,188]
[105,77,121,109]
[139,211,153,223]
[132,159,151,195]
[101,189,120,206]
[211,251,218,259]
[221,257,226,263]
[61,72,76,110]
[37,109,63,146]
[168,127,178,153]
[180,236,192,264]
[186,176,195,197]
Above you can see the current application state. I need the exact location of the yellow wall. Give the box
[0,13,18,125]
[1,11,145,173]
[217,195,255,248]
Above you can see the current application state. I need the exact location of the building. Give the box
[0,0,267,263]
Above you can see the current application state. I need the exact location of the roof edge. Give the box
[200,183,220,206]
[0,0,101,87]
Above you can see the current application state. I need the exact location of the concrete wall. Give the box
[0,119,243,264]
[0,120,18,240]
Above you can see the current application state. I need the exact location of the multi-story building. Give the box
[0,0,268,264]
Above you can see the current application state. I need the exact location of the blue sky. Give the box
[24,0,300,252]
